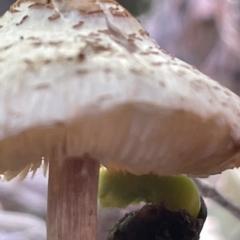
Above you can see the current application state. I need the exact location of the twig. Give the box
[192,178,240,220]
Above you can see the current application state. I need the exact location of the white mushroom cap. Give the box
[0,0,240,179]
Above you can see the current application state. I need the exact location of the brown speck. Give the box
[96,45,110,52]
[98,29,111,34]
[0,26,3,29]
[148,51,159,55]
[128,33,136,37]
[130,68,142,75]
[104,67,111,73]
[20,36,24,40]
[48,13,61,21]
[128,38,135,44]
[109,7,131,17]
[87,9,104,14]
[88,32,100,37]
[159,81,166,87]
[151,62,162,66]
[177,70,186,76]
[44,59,52,64]
[78,53,85,61]
[27,37,41,41]
[35,83,51,90]
[31,42,42,47]
[139,29,149,37]
[140,51,159,55]
[139,51,148,55]
[29,3,46,8]
[46,3,54,9]
[16,15,29,26]
[10,8,20,13]
[221,102,227,107]
[75,1,103,14]
[213,85,220,91]
[48,41,62,46]
[24,59,36,70]
[128,33,142,41]
[24,59,34,65]
[0,45,13,51]
[72,21,84,29]
[76,69,88,75]
[81,43,110,54]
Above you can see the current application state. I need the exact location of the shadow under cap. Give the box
[0,104,238,180]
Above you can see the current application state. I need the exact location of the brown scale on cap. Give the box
[53,0,103,13]
[109,6,131,17]
[48,11,60,20]
[11,0,53,9]
[16,15,29,25]
[28,3,53,9]
[72,20,84,29]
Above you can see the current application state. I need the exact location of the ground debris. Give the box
[108,197,207,240]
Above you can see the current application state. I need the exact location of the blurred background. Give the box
[1,0,240,239]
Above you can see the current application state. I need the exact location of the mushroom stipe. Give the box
[47,155,99,240]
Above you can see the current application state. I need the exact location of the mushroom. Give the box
[0,0,240,240]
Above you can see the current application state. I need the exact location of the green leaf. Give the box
[98,168,201,218]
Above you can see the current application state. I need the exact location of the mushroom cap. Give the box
[0,0,240,179]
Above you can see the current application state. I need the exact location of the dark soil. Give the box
[108,197,207,240]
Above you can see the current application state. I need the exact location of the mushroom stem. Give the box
[47,154,99,240]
